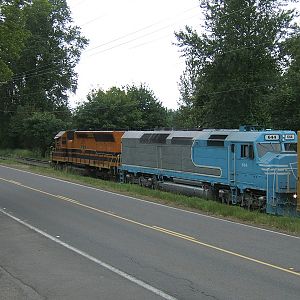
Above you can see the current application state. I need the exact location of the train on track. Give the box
[50,126,300,217]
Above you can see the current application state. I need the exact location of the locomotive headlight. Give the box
[293,193,297,199]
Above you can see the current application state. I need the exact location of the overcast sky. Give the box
[66,0,299,110]
[66,0,203,109]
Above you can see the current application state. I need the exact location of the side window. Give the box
[67,131,74,141]
[249,144,254,159]
[241,145,249,158]
[241,144,254,159]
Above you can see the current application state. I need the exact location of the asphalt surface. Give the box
[0,164,299,299]
[0,212,161,300]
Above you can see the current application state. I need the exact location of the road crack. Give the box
[0,264,46,300]
[126,255,219,299]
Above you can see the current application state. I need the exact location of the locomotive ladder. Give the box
[228,145,238,205]
[228,145,236,184]
[231,188,238,205]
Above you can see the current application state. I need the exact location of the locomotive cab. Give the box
[54,131,67,150]
[229,130,298,216]
[189,127,298,216]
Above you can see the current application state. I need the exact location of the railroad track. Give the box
[0,156,50,168]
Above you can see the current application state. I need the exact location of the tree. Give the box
[0,0,30,143]
[271,35,300,130]
[0,0,29,82]
[7,0,88,109]
[24,112,69,156]
[0,0,87,148]
[74,85,169,130]
[8,108,69,156]
[175,0,299,128]
[126,84,168,129]
[74,87,144,130]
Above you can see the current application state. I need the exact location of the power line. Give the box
[1,4,293,84]
[0,6,201,82]
[87,13,203,57]
[85,5,201,53]
[0,37,282,85]
[11,66,61,81]
[128,15,202,50]
[129,33,175,50]
[11,62,61,79]
[0,76,287,104]
[78,14,108,27]
[76,4,285,57]
[197,81,282,97]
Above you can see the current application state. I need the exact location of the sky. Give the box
[66,0,203,110]
[66,1,299,111]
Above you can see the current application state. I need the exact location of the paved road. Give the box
[0,164,299,299]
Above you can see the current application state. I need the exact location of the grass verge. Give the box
[1,158,300,236]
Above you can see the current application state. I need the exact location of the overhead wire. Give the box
[1,3,282,81]
[87,14,203,57]
[10,66,61,82]
[1,4,291,95]
[197,80,283,97]
[1,36,283,87]
[84,5,201,53]
[82,4,254,54]
[2,77,294,120]
[1,5,262,81]
[4,38,281,84]
[1,75,287,104]
[78,14,108,27]
[2,6,201,83]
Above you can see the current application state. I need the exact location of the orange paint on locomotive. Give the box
[51,130,124,171]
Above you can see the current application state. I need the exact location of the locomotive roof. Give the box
[197,130,262,142]
[123,129,296,143]
[75,130,124,133]
[54,131,66,139]
[123,131,203,139]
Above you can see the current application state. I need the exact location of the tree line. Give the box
[175,0,300,130]
[0,0,299,156]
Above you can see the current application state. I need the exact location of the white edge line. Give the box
[0,208,176,300]
[1,164,299,240]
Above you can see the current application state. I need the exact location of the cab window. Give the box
[257,143,281,158]
[284,143,297,152]
[241,144,254,159]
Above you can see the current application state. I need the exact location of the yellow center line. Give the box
[152,226,197,240]
[1,176,299,278]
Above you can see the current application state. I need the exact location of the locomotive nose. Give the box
[268,153,297,188]
[271,152,297,170]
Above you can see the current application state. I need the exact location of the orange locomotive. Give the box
[51,130,124,174]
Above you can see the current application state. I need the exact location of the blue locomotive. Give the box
[120,126,299,217]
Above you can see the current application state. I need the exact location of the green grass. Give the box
[1,158,300,235]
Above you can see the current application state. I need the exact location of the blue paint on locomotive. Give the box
[120,128,298,217]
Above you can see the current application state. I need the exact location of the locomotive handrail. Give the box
[272,169,276,206]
